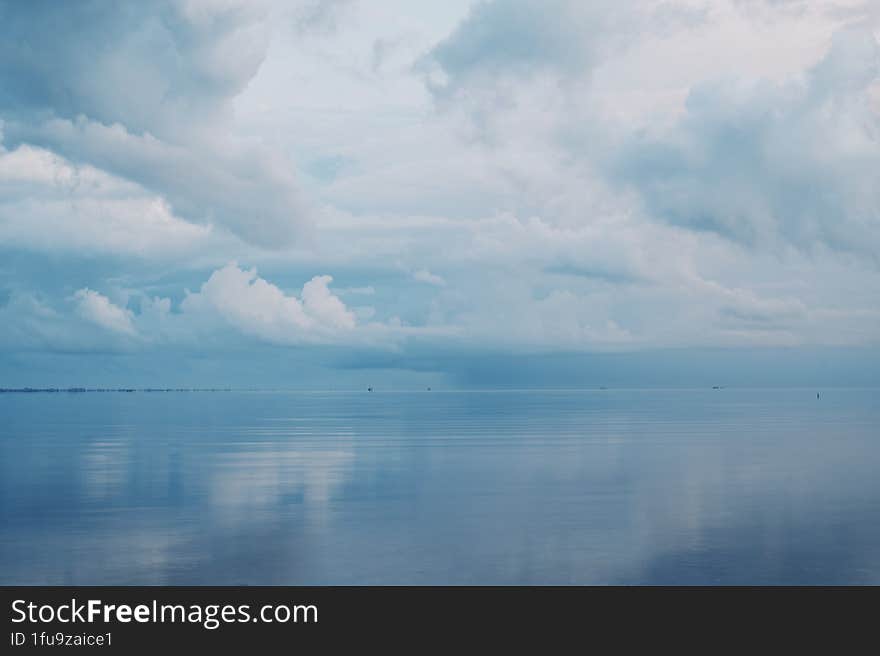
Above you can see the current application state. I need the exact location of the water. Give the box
[1,389,878,585]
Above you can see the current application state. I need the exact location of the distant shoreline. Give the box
[2,386,876,395]
[0,388,234,394]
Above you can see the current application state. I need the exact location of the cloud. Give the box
[420,0,709,117]
[423,3,879,261]
[171,263,454,347]
[0,142,221,258]
[0,0,268,135]
[7,116,307,248]
[73,288,137,336]
[301,275,358,329]
[293,0,356,35]
[1,1,879,383]
[424,0,594,92]
[413,269,446,287]
[180,262,356,344]
[417,0,625,143]
[611,26,880,256]
[0,262,458,356]
[0,0,307,247]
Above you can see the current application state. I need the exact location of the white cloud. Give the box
[180,262,355,344]
[0,142,222,258]
[413,269,446,287]
[73,289,137,336]
[301,274,357,329]
[6,116,306,248]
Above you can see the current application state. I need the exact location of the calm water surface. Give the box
[1,389,878,584]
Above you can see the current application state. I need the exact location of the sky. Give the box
[0,0,878,388]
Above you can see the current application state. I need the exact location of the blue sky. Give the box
[1,0,878,387]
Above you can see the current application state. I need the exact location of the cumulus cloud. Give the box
[73,289,137,336]
[8,116,306,248]
[171,262,388,346]
[1,262,459,356]
[0,142,220,257]
[180,263,356,344]
[301,275,358,328]
[0,0,307,247]
[611,26,880,256]
[421,1,880,260]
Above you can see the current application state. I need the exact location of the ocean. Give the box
[1,388,878,584]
